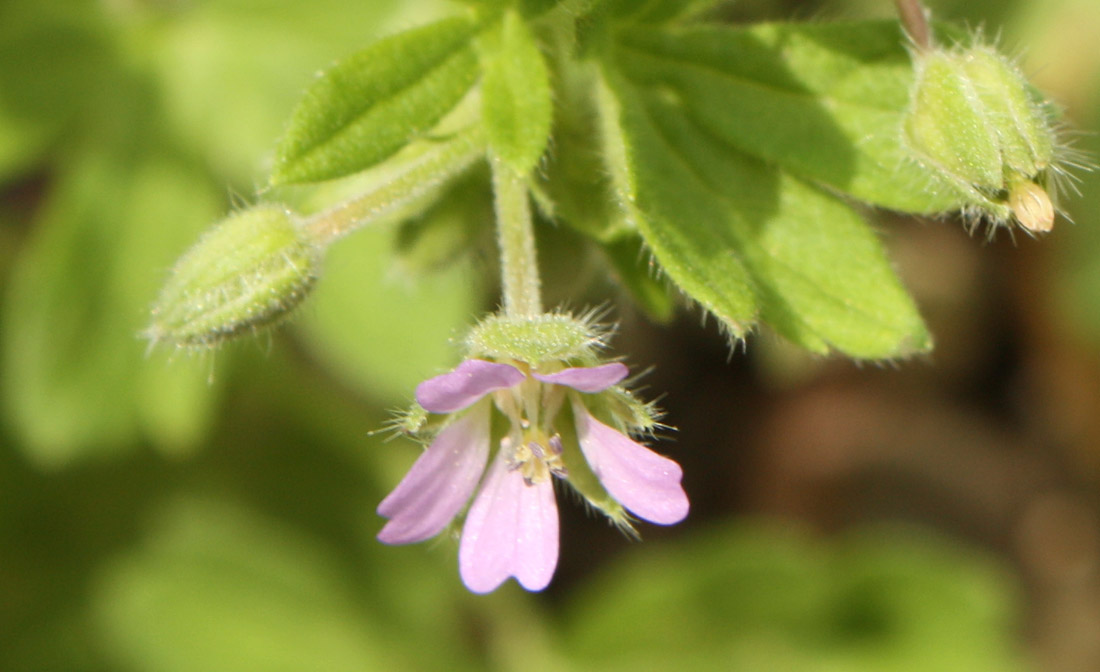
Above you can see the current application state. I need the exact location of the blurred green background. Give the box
[3,0,1100,670]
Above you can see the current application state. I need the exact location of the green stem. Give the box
[303,127,484,247]
[492,156,542,317]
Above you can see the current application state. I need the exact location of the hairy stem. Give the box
[303,127,484,247]
[492,157,542,317]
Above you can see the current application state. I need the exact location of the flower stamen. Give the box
[505,430,567,485]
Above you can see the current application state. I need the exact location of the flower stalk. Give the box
[303,126,485,247]
[491,156,542,317]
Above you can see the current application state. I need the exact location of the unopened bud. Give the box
[903,42,1062,230]
[147,204,320,349]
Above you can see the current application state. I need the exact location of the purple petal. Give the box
[458,452,559,594]
[416,360,525,413]
[573,402,689,525]
[533,362,628,393]
[377,404,490,544]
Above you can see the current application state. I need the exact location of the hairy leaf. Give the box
[601,237,677,323]
[599,68,930,358]
[612,20,961,215]
[271,16,481,185]
[598,71,758,336]
[480,10,553,174]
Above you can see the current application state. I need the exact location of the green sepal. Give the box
[903,43,1058,226]
[148,204,320,349]
[962,46,1053,180]
[554,398,634,532]
[271,16,481,185]
[466,312,606,365]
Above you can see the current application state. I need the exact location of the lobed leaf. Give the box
[538,56,633,242]
[598,68,930,358]
[598,71,758,336]
[611,20,962,215]
[271,16,481,185]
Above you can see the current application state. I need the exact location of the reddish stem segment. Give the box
[895,0,932,51]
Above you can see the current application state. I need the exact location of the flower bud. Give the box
[147,204,320,349]
[903,42,1064,232]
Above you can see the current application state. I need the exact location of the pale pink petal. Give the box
[459,452,559,594]
[573,401,689,525]
[377,404,490,544]
[416,360,524,413]
[534,362,628,393]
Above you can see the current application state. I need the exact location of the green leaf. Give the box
[1,147,222,466]
[598,70,758,337]
[537,53,633,242]
[562,523,1028,672]
[611,20,961,215]
[601,236,676,323]
[0,0,115,179]
[271,16,481,185]
[93,498,396,672]
[459,0,560,17]
[604,0,723,24]
[480,10,553,174]
[598,69,930,358]
[520,0,563,16]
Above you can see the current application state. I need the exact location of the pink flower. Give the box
[377,359,689,594]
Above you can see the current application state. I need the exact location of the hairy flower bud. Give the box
[902,42,1067,233]
[147,204,320,349]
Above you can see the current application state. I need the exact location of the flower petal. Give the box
[377,403,490,544]
[416,360,525,413]
[533,362,628,393]
[459,452,559,594]
[573,401,689,525]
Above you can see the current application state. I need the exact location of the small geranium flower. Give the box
[376,314,689,594]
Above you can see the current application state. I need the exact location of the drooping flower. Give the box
[376,315,688,594]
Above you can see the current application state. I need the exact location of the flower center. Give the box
[502,432,566,486]
[491,373,570,486]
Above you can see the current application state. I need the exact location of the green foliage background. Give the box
[3,0,1100,670]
